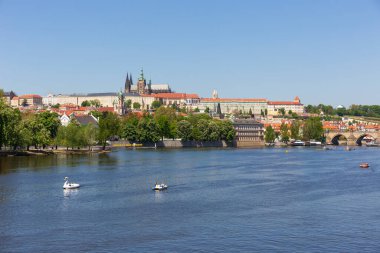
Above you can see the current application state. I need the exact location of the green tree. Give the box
[154,107,177,140]
[265,126,276,143]
[204,107,210,113]
[137,117,160,142]
[55,126,68,149]
[207,121,220,141]
[151,100,162,109]
[280,123,290,143]
[97,112,120,149]
[194,119,222,141]
[83,123,98,149]
[133,102,141,110]
[303,117,323,141]
[81,100,91,107]
[290,120,301,140]
[125,99,132,109]
[90,99,101,107]
[122,123,138,142]
[25,118,51,149]
[90,110,102,119]
[36,111,61,139]
[194,107,200,112]
[305,105,320,114]
[6,111,23,150]
[65,122,81,149]
[177,120,193,141]
[217,120,236,142]
[291,112,299,119]
[336,107,346,117]
[0,103,22,149]
[17,122,33,150]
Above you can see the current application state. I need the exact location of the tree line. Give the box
[120,107,236,143]
[305,104,380,118]
[264,117,324,143]
[0,98,235,150]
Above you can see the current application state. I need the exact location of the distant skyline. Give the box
[0,0,379,106]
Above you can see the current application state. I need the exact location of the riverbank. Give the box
[0,150,54,157]
[0,146,111,157]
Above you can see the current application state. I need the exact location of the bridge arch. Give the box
[331,134,348,145]
[356,134,375,146]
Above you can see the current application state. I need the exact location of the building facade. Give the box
[2,91,16,105]
[17,94,43,107]
[199,91,304,116]
[199,98,268,115]
[267,96,304,116]
[153,93,200,108]
[233,118,265,147]
[43,93,119,108]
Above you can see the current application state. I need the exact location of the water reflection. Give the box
[154,190,167,203]
[0,153,116,174]
[63,189,79,198]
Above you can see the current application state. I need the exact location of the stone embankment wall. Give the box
[111,140,233,148]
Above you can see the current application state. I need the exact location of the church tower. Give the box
[125,73,131,93]
[147,78,152,94]
[137,68,147,95]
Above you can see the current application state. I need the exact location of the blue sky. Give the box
[0,0,379,106]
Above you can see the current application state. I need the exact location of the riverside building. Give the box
[232,118,265,147]
[198,90,304,116]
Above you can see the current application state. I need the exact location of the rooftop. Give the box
[153,93,199,99]
[268,101,303,105]
[201,98,268,103]
[19,94,42,99]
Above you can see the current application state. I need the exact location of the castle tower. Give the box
[137,68,147,95]
[294,96,301,103]
[212,89,218,99]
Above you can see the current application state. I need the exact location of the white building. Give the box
[267,96,304,116]
[43,93,120,107]
[198,97,268,115]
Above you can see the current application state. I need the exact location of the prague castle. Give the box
[7,68,304,117]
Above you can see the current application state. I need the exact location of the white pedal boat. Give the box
[63,177,80,189]
[152,183,168,191]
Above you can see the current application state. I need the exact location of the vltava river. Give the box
[1,147,380,252]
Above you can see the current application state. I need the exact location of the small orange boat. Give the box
[360,163,369,168]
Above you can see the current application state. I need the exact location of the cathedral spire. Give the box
[139,67,145,81]
[125,73,131,93]
[125,73,129,92]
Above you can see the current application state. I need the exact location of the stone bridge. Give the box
[325,131,379,146]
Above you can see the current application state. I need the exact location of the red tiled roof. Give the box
[140,94,155,98]
[268,101,302,105]
[60,103,77,108]
[19,94,42,99]
[201,98,267,103]
[153,93,200,99]
[97,107,115,112]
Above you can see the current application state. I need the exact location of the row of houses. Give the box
[3,90,304,117]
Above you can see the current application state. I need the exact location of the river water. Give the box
[1,147,380,252]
